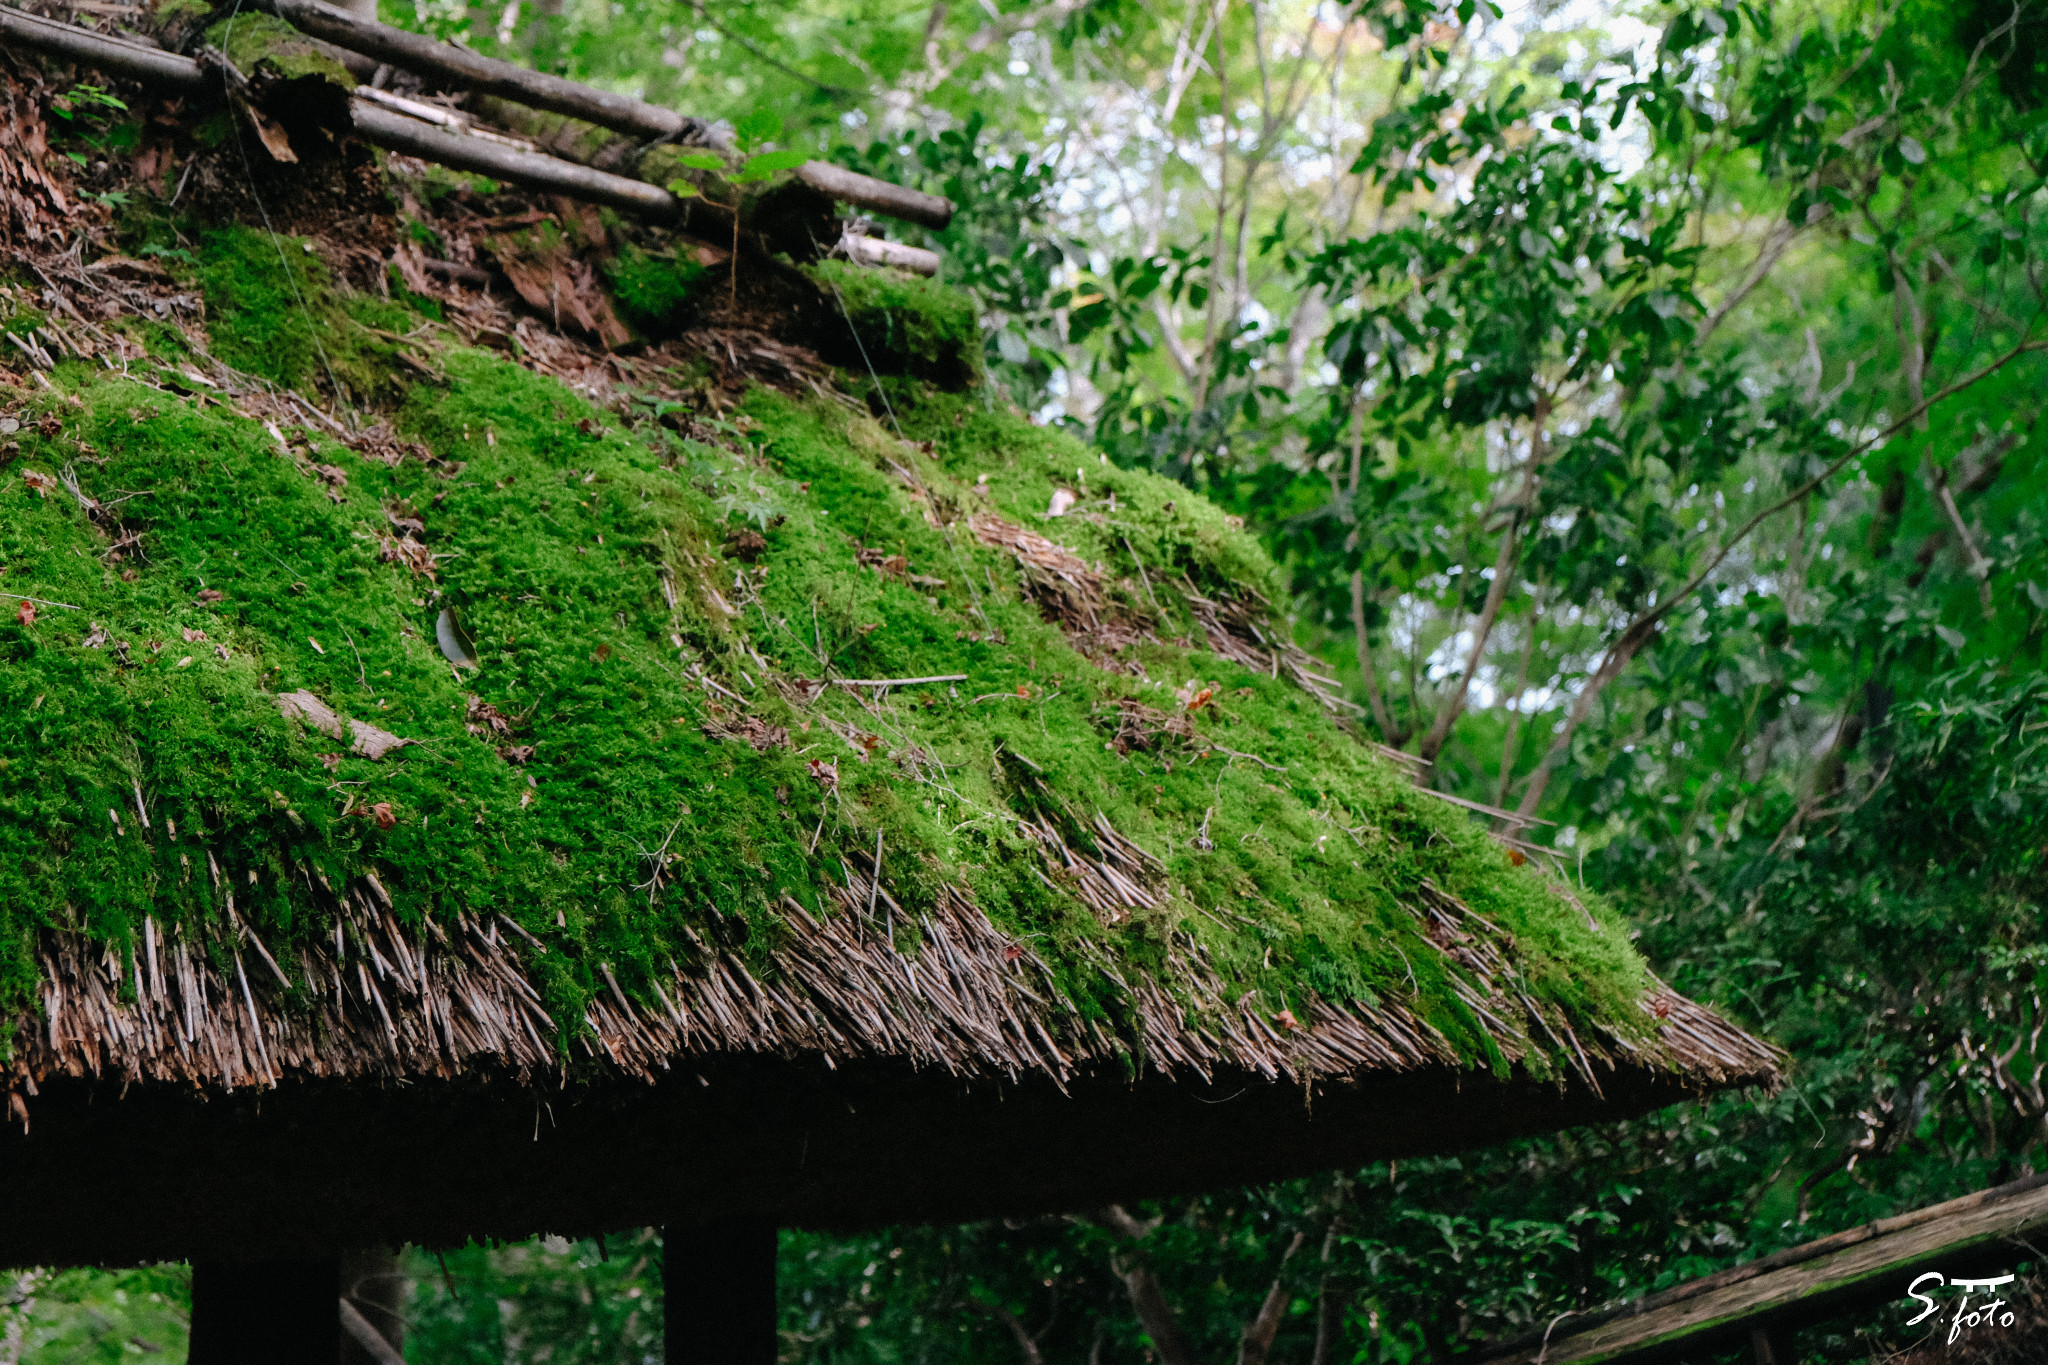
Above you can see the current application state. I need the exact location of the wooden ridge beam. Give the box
[1466,1173,2048,1365]
[0,9,938,273]
[347,102,717,231]
[259,0,956,229]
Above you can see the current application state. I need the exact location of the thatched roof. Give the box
[0,130,1779,1263]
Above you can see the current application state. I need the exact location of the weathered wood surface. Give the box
[0,4,210,90]
[349,102,733,238]
[843,232,941,276]
[0,10,735,238]
[795,158,955,233]
[1471,1173,2048,1364]
[261,0,954,228]
[4,0,949,231]
[262,0,705,143]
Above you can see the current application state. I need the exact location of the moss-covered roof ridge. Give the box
[0,218,1778,1141]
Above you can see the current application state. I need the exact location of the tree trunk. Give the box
[665,1220,777,1365]
[188,1259,340,1364]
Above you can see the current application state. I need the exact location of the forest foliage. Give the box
[6,0,2048,1362]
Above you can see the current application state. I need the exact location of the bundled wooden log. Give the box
[257,0,955,229]
[0,5,940,274]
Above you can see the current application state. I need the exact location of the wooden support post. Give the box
[188,1259,340,1364]
[664,1220,777,1365]
[1747,1323,1788,1364]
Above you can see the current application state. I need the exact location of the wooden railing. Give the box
[1464,1174,2048,1365]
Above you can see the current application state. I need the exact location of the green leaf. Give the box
[737,148,809,183]
[734,109,782,151]
[664,179,701,198]
[674,150,726,171]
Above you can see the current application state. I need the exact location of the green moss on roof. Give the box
[806,260,982,390]
[204,12,357,88]
[604,245,707,337]
[0,234,1662,1079]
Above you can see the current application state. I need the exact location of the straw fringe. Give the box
[5,858,1781,1124]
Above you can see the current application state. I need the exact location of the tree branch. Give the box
[1417,399,1546,769]
[1311,1216,1345,1365]
[1513,333,2048,820]
[1698,217,1799,344]
[1094,1206,1204,1365]
[965,1298,1047,1365]
[1929,460,1995,615]
[1351,570,1400,745]
[1235,1230,1306,1365]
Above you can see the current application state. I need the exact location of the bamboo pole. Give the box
[258,0,955,228]
[0,13,725,235]
[842,234,944,274]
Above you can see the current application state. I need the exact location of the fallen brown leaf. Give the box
[466,694,512,737]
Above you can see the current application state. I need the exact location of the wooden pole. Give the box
[843,233,943,276]
[0,5,210,92]
[261,0,701,142]
[258,0,954,228]
[188,1259,341,1364]
[664,1220,777,1365]
[1,4,942,256]
[349,103,726,234]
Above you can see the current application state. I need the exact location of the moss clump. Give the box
[604,246,707,336]
[806,259,982,390]
[193,225,426,403]
[0,294,47,342]
[203,12,357,88]
[0,228,1665,1079]
[195,226,326,385]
